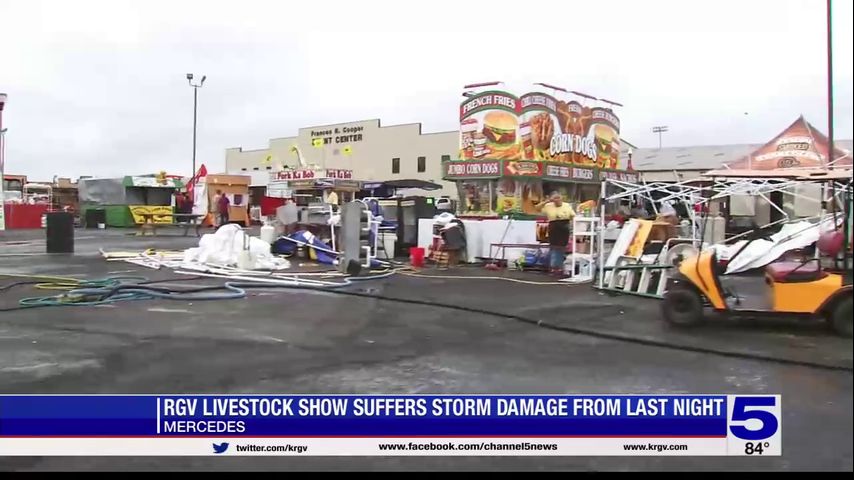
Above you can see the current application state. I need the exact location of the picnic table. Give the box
[137,213,205,237]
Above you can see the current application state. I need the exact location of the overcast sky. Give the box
[1,0,852,179]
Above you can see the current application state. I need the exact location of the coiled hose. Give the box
[3,271,398,309]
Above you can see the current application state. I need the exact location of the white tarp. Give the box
[717,216,838,274]
[183,224,289,270]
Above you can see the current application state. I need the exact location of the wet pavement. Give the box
[0,229,851,471]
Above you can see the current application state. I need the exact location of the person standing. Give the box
[214,189,230,227]
[184,191,194,216]
[174,192,187,223]
[212,190,221,224]
[536,192,576,276]
[325,189,339,206]
[630,202,649,219]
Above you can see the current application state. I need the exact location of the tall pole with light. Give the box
[652,125,669,149]
[186,74,206,178]
[0,93,8,231]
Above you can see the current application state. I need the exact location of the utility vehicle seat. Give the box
[764,231,843,283]
[765,261,825,282]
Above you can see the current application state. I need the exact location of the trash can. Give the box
[409,247,425,268]
[381,232,397,259]
[46,212,75,253]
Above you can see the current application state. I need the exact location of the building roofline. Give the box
[633,142,762,150]
[420,130,458,136]
[299,118,382,130]
[226,146,269,153]
[228,118,463,152]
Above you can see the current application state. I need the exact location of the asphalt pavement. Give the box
[0,228,851,471]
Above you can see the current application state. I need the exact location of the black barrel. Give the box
[46,212,75,253]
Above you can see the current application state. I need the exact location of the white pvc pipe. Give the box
[175,270,341,287]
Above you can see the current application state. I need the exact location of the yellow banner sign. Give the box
[129,205,174,224]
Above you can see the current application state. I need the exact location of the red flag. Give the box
[187,164,208,196]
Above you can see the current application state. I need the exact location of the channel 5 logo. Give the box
[728,396,780,440]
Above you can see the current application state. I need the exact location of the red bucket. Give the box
[409,247,426,268]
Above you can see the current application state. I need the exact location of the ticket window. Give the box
[541,182,571,201]
[577,184,599,203]
[230,193,247,207]
[459,181,494,214]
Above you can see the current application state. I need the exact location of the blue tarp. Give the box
[272,230,387,269]
[272,231,338,265]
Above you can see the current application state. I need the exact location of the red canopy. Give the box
[725,116,851,170]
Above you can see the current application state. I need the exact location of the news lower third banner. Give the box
[0,395,781,456]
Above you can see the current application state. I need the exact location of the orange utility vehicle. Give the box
[661,171,852,337]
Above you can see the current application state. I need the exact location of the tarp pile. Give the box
[183,224,290,270]
[102,224,290,271]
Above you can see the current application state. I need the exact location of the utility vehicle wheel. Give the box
[661,286,704,327]
[829,296,853,338]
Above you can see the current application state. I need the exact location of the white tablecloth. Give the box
[417,218,538,263]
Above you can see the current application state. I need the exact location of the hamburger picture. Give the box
[482,111,520,159]
[594,124,617,168]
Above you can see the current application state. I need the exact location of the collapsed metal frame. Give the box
[595,172,853,289]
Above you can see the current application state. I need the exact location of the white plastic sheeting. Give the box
[183,224,290,270]
[417,218,538,264]
[716,216,838,274]
[191,177,208,217]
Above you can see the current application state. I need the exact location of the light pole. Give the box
[652,125,669,149]
[1,92,7,231]
[186,74,206,177]
[826,0,834,168]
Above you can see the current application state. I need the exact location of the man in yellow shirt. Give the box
[325,189,339,206]
[536,192,576,275]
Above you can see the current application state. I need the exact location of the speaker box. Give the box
[46,212,75,253]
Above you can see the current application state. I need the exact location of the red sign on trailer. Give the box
[271,169,353,181]
[445,160,502,178]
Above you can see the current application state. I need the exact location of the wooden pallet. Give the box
[430,250,450,268]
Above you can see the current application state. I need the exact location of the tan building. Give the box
[225,119,459,198]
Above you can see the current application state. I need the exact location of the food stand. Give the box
[1,181,52,229]
[51,177,79,214]
[264,168,362,237]
[445,159,637,217]
[446,88,637,218]
[267,168,361,205]
[206,174,251,225]
[435,87,637,263]
[78,174,184,227]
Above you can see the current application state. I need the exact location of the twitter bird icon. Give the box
[212,442,230,454]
